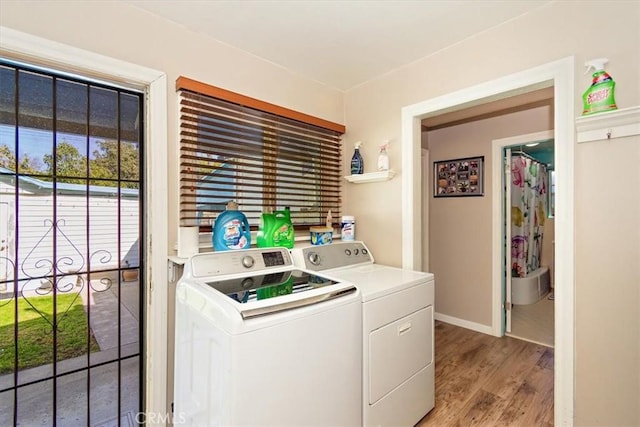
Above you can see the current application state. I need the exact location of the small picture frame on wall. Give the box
[433,156,484,197]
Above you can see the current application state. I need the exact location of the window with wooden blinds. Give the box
[177,77,344,230]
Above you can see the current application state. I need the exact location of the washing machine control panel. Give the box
[188,247,292,278]
[292,241,373,271]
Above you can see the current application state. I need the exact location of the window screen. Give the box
[177,77,344,230]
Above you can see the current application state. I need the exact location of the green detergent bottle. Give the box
[256,207,295,249]
[582,58,617,115]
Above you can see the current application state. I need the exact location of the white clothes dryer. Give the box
[174,247,362,426]
[291,241,435,427]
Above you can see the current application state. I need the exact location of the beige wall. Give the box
[426,106,553,325]
[574,134,640,425]
[343,1,639,424]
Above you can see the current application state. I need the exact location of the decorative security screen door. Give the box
[0,60,144,426]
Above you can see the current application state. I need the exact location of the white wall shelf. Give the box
[344,169,396,183]
[575,105,640,143]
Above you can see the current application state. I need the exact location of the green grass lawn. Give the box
[0,292,100,374]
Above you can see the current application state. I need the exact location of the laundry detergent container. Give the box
[212,201,251,251]
[257,207,295,249]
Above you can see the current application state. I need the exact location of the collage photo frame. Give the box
[434,156,484,197]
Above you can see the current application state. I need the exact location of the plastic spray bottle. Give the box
[350,141,364,174]
[582,58,617,115]
[377,141,389,171]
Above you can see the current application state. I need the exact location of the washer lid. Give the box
[206,269,338,304]
[203,269,358,319]
[326,264,434,302]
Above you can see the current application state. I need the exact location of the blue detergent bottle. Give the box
[212,201,251,251]
[350,141,364,174]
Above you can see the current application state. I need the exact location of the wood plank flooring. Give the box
[417,321,554,426]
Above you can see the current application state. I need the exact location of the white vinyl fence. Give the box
[0,174,139,292]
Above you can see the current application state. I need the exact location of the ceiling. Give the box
[122,0,551,91]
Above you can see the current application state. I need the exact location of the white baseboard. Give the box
[435,312,496,336]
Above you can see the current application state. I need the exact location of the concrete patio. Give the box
[0,275,141,426]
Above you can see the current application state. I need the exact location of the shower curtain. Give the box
[511,154,547,278]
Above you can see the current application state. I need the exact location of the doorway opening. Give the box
[402,57,575,425]
[494,131,555,348]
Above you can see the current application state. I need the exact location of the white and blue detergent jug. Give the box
[212,201,251,251]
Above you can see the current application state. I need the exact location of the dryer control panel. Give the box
[291,241,374,271]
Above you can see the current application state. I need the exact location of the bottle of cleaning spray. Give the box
[350,141,364,174]
[582,58,617,115]
[377,141,389,171]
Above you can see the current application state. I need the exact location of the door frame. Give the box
[492,130,554,335]
[505,146,512,334]
[401,57,575,425]
[0,26,169,419]
[0,202,9,284]
[420,148,429,272]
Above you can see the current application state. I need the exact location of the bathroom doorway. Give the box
[497,132,555,347]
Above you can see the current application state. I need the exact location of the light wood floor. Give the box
[417,321,554,426]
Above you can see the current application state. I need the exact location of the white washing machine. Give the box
[174,247,362,426]
[291,241,435,427]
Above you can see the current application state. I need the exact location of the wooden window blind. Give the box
[177,77,345,230]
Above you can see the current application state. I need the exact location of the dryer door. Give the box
[368,305,433,404]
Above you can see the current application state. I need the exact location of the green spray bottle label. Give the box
[582,58,617,115]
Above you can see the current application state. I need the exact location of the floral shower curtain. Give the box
[511,154,547,278]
